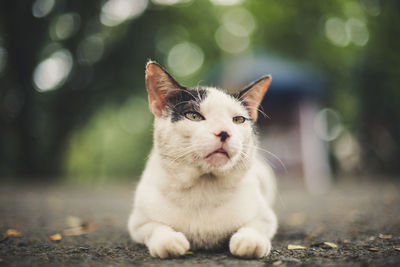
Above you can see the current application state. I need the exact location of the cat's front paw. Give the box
[147,230,190,258]
[229,229,271,258]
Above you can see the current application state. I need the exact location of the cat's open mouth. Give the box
[206,148,230,159]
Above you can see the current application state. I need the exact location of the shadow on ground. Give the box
[0,177,399,266]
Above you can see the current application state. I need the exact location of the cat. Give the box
[127,61,277,259]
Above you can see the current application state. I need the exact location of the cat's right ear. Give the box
[145,61,183,117]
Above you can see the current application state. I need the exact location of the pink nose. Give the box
[215,131,230,142]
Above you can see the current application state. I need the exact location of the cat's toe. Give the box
[148,231,190,258]
[229,230,271,258]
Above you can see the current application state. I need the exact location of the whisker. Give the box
[242,144,287,172]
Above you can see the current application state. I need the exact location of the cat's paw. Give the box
[147,230,190,258]
[229,229,271,258]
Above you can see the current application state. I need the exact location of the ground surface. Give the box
[0,177,399,266]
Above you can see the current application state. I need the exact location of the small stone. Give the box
[273,260,283,265]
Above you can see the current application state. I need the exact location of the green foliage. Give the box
[0,0,399,180]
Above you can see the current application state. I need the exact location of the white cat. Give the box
[127,61,277,259]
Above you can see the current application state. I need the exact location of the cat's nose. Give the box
[216,131,230,142]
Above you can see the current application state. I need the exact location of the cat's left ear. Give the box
[145,61,183,117]
[238,75,271,122]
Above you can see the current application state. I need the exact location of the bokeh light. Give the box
[33,49,73,92]
[360,0,381,16]
[210,0,243,6]
[215,7,255,54]
[167,42,204,77]
[346,18,369,46]
[100,0,148,27]
[222,7,256,37]
[50,13,81,41]
[314,108,343,142]
[77,35,105,65]
[32,0,55,18]
[152,0,191,5]
[215,25,250,53]
[325,17,350,47]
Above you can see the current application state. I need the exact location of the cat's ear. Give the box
[238,75,271,121]
[145,61,183,117]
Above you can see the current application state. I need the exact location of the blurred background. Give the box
[0,0,399,190]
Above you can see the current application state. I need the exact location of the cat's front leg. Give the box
[130,219,190,258]
[229,227,271,258]
[229,209,277,258]
[146,225,190,258]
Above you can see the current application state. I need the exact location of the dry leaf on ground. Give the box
[273,260,283,265]
[5,229,22,237]
[394,248,400,251]
[49,233,62,241]
[378,234,392,239]
[368,247,379,252]
[323,242,338,248]
[63,221,97,236]
[288,244,306,250]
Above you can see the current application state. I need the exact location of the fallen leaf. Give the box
[395,248,400,251]
[63,221,97,236]
[186,251,194,255]
[5,229,22,237]
[49,233,62,241]
[368,247,379,252]
[323,242,338,248]
[288,244,306,250]
[273,260,283,265]
[378,234,392,239]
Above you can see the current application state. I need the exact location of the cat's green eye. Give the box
[185,112,204,121]
[233,116,246,124]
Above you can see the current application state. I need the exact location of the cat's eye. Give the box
[233,116,246,124]
[185,112,204,121]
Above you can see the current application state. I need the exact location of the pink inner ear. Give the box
[145,63,176,118]
[243,76,271,121]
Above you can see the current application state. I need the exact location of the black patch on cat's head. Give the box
[166,88,208,122]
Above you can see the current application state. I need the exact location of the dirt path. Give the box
[0,177,399,266]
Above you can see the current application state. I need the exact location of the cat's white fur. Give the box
[128,63,277,259]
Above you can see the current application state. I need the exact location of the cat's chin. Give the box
[204,152,230,168]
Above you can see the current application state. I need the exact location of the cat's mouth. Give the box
[206,148,230,159]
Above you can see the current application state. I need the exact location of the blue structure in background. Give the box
[211,52,332,194]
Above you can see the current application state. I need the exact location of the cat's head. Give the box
[145,61,271,173]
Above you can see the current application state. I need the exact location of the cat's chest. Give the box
[158,179,260,245]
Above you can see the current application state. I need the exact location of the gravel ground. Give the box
[0,176,399,266]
